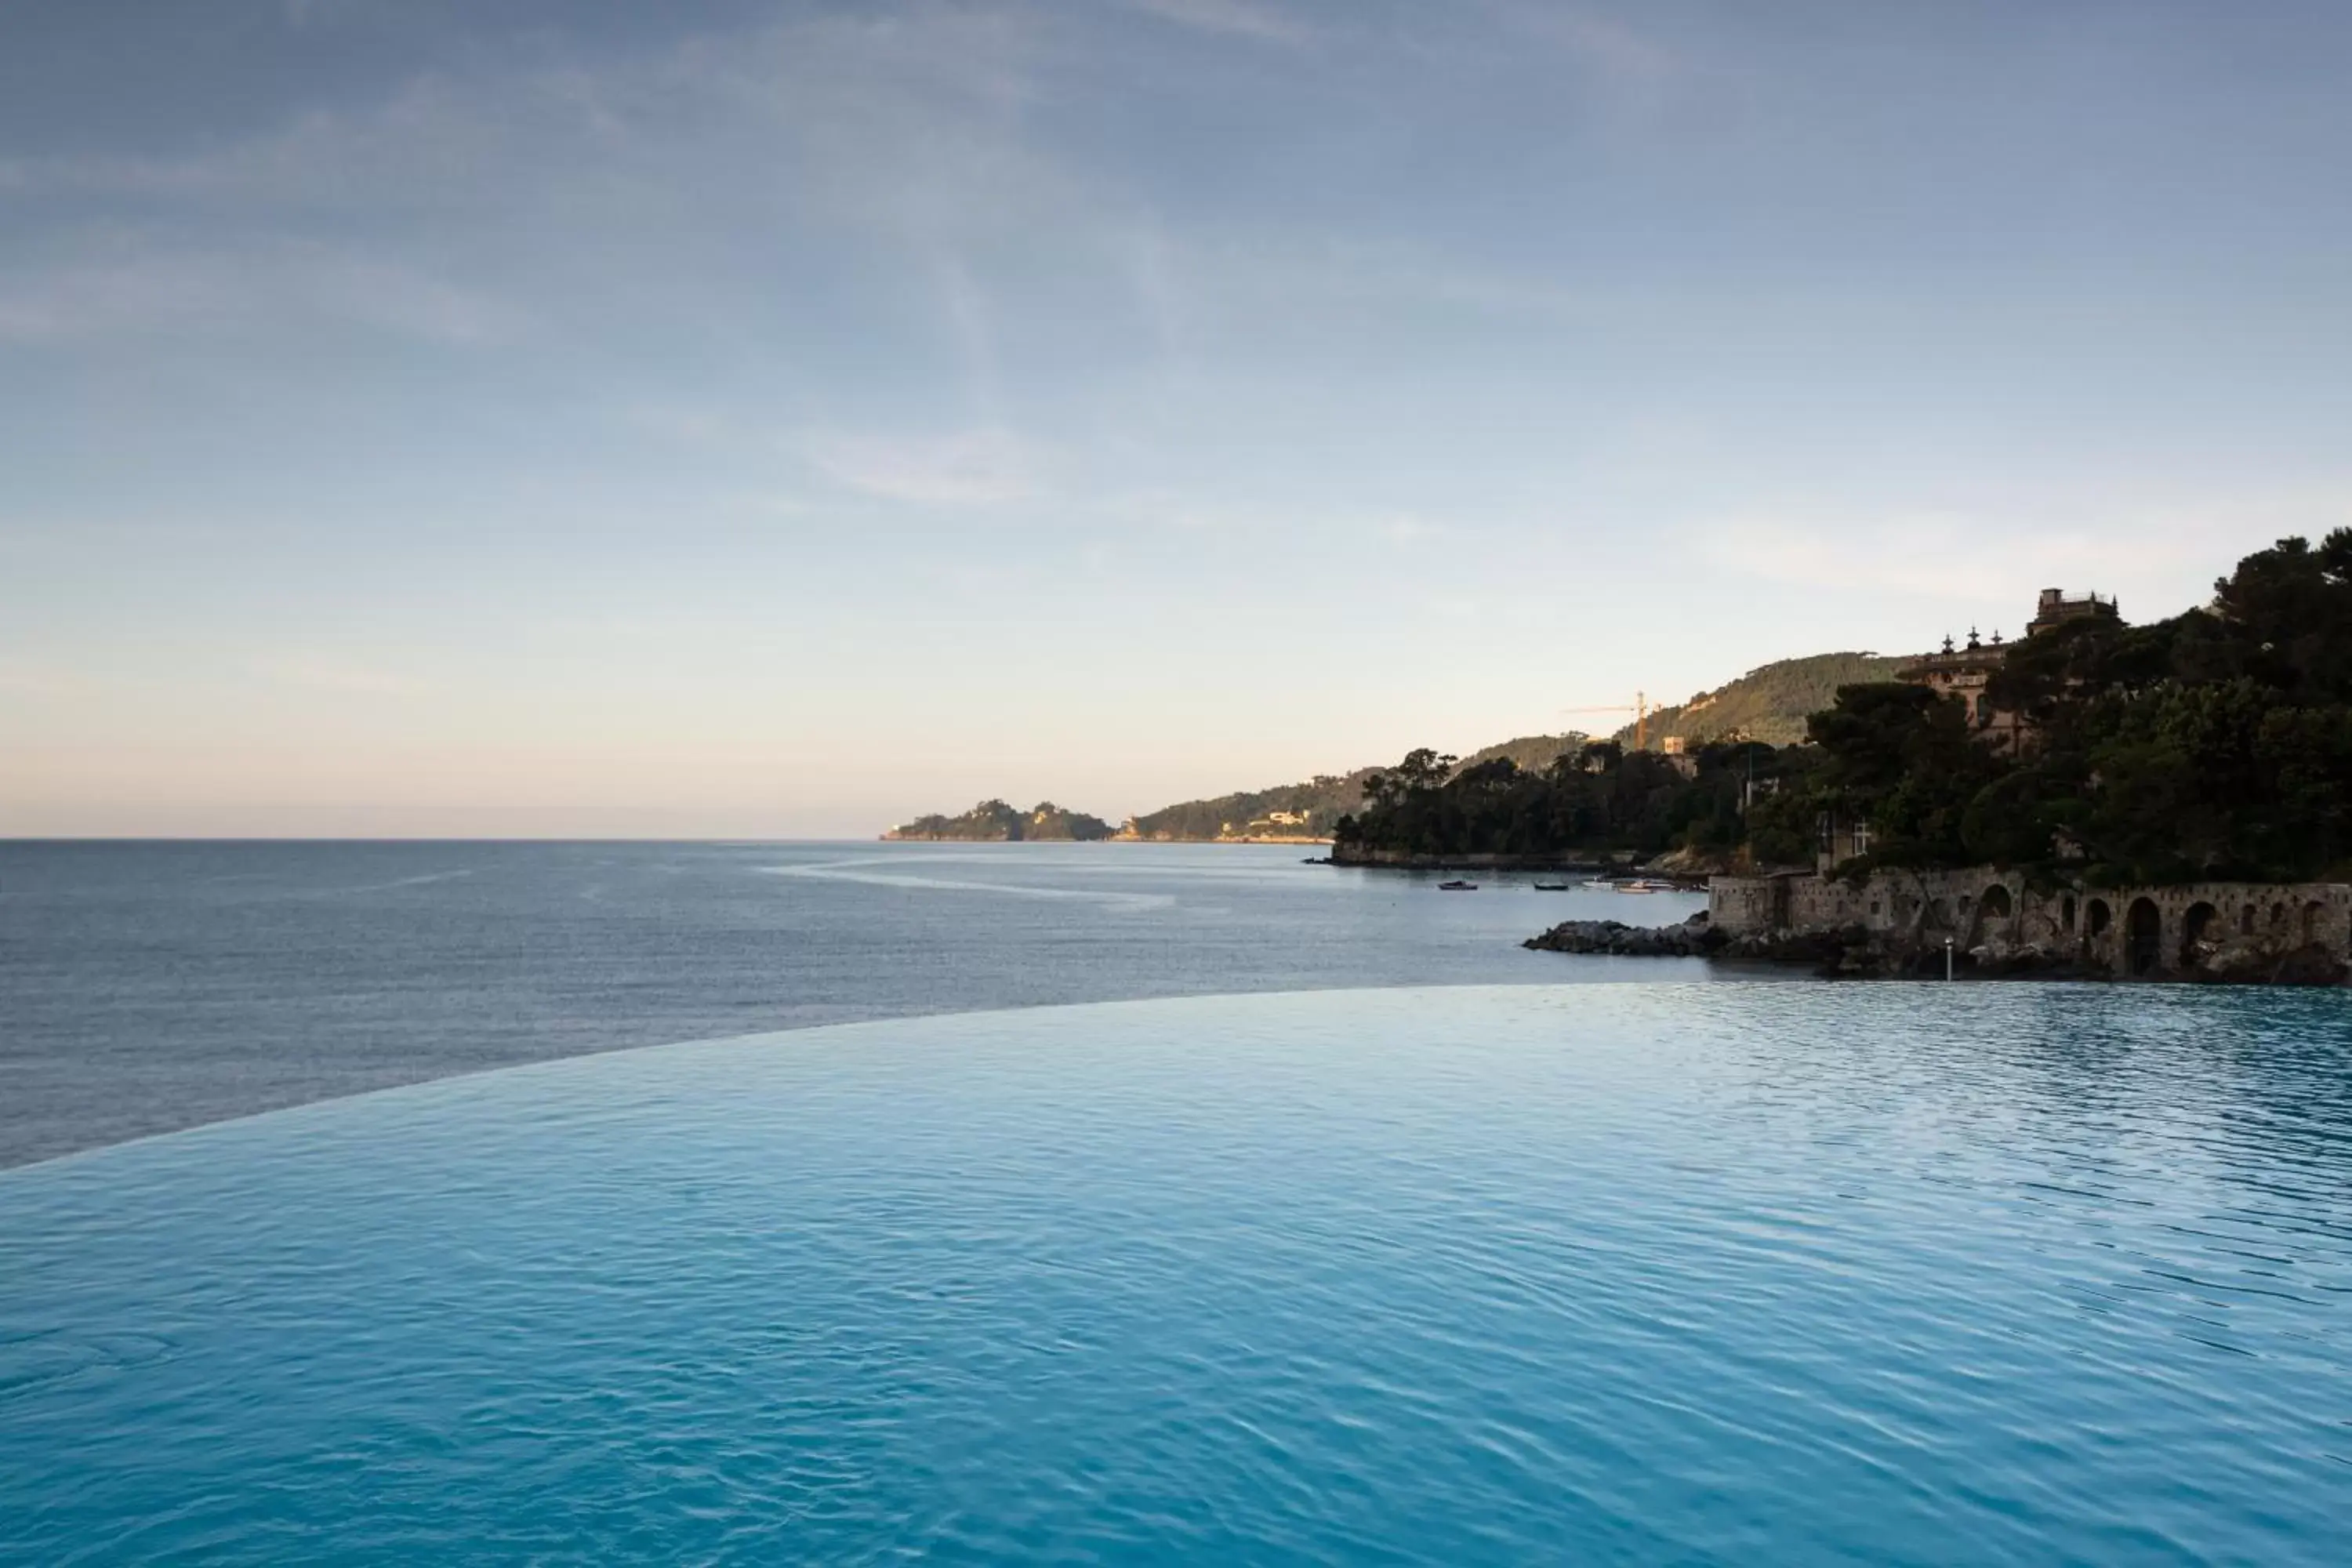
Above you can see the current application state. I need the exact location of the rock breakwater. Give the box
[1523,913,1722,958]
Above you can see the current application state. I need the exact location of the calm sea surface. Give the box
[0,840,1709,1170]
[4,985,2350,1563]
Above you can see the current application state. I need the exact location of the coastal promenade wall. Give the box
[1710,868,2352,982]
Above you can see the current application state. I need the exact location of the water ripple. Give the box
[2,984,2350,1563]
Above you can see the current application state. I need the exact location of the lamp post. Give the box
[1944,936,1955,982]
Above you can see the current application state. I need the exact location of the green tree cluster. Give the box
[1338,535,2352,884]
[1795,532,2352,884]
[1332,739,1789,860]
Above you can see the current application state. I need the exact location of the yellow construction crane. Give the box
[1560,692,1650,751]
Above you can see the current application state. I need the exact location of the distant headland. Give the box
[884,653,1896,846]
[884,800,1114,842]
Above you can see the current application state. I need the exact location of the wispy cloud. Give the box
[280,0,360,27]
[1376,513,1443,548]
[621,403,746,448]
[930,250,1004,417]
[1523,7,1680,85]
[0,3,1079,358]
[0,245,519,343]
[1170,231,1613,324]
[805,427,1046,506]
[1480,1,1713,121]
[0,8,1065,238]
[1122,0,1304,43]
[1102,492,1464,550]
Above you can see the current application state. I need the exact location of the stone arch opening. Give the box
[2271,902,2288,929]
[2125,898,2162,976]
[2060,895,2077,933]
[2086,898,2111,938]
[2181,901,2220,968]
[1965,884,2013,949]
[2241,903,2257,936]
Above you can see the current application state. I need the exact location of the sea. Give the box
[0,839,1709,1170]
[5,840,2351,1564]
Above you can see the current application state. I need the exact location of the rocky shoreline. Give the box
[1524,913,2349,983]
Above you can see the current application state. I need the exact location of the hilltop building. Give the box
[1809,589,2122,873]
[2026,586,2122,637]
[1898,626,2015,742]
[1896,588,2120,750]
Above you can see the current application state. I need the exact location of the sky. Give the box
[3,0,2349,837]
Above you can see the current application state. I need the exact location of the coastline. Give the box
[1327,845,1618,873]
[1526,900,2352,985]
[1115,833,1330,845]
[880,833,1334,845]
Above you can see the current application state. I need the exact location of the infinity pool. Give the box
[4,985,2348,1563]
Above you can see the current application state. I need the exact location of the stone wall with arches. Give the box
[1709,869,2352,982]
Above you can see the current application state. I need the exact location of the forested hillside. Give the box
[1338,533,2352,884]
[1126,738,1590,840]
[1615,653,1907,748]
[1126,773,1374,840]
[1454,733,1592,775]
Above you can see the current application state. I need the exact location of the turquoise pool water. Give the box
[4,984,2349,1563]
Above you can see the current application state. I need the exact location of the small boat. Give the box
[1437,880,1478,891]
[1531,881,1572,891]
[1615,878,1675,894]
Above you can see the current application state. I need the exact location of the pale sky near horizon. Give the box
[5,0,2350,837]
